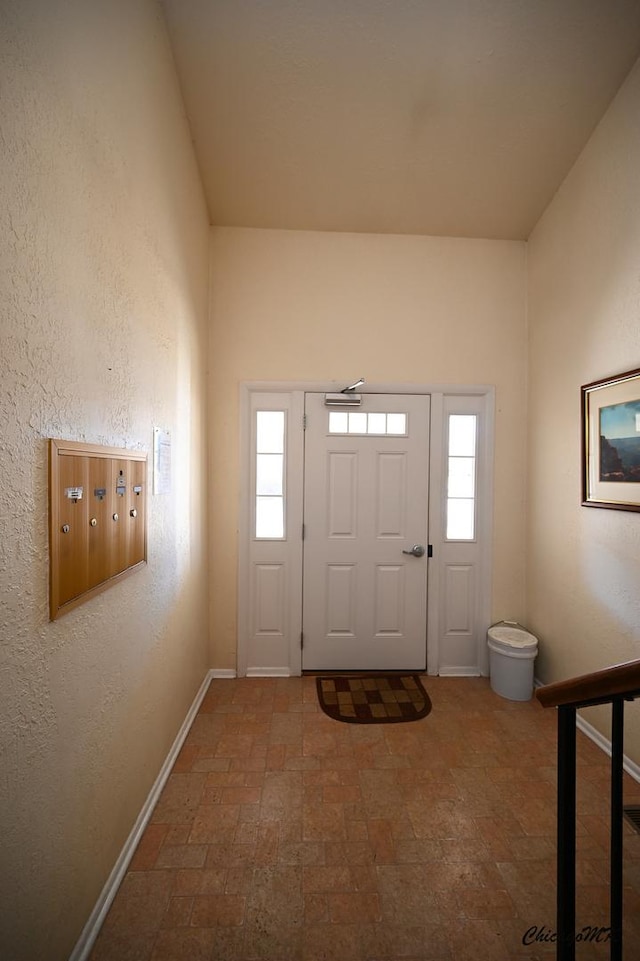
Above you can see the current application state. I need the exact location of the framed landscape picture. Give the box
[582,367,640,511]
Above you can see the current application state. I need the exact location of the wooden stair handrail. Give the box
[536,658,640,709]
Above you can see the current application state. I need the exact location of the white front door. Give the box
[302,393,430,671]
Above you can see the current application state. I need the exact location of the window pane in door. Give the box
[256,496,284,538]
[367,412,387,434]
[257,411,285,453]
[329,411,348,433]
[256,410,285,538]
[446,413,477,541]
[348,412,367,433]
[448,415,476,456]
[256,454,283,495]
[386,413,407,435]
[446,498,475,540]
[447,457,475,498]
[327,411,409,436]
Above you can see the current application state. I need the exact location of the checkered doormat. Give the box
[316,674,432,724]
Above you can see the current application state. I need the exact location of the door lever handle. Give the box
[402,544,426,557]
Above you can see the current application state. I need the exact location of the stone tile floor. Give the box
[89,676,640,960]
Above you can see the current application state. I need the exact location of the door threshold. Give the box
[302,668,427,676]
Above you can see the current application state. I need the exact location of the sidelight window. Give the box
[255,411,285,538]
[446,414,477,540]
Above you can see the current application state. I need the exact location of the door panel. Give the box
[328,453,357,536]
[444,564,474,634]
[374,565,404,635]
[254,563,285,635]
[326,564,356,635]
[376,453,407,535]
[302,393,430,671]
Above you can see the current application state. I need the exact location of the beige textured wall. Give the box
[528,59,640,763]
[209,227,527,669]
[0,2,210,959]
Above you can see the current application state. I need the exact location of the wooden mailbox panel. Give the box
[49,440,147,620]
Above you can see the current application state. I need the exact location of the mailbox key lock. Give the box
[90,518,97,527]
[61,524,70,534]
[130,508,137,518]
[112,513,119,522]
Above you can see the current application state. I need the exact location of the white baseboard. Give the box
[69,669,215,961]
[438,666,482,677]
[210,668,237,678]
[575,712,640,784]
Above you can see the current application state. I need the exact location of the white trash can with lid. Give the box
[488,622,538,701]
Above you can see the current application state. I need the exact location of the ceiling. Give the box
[161,0,640,240]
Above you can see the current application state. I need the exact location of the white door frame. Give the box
[237,381,494,678]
